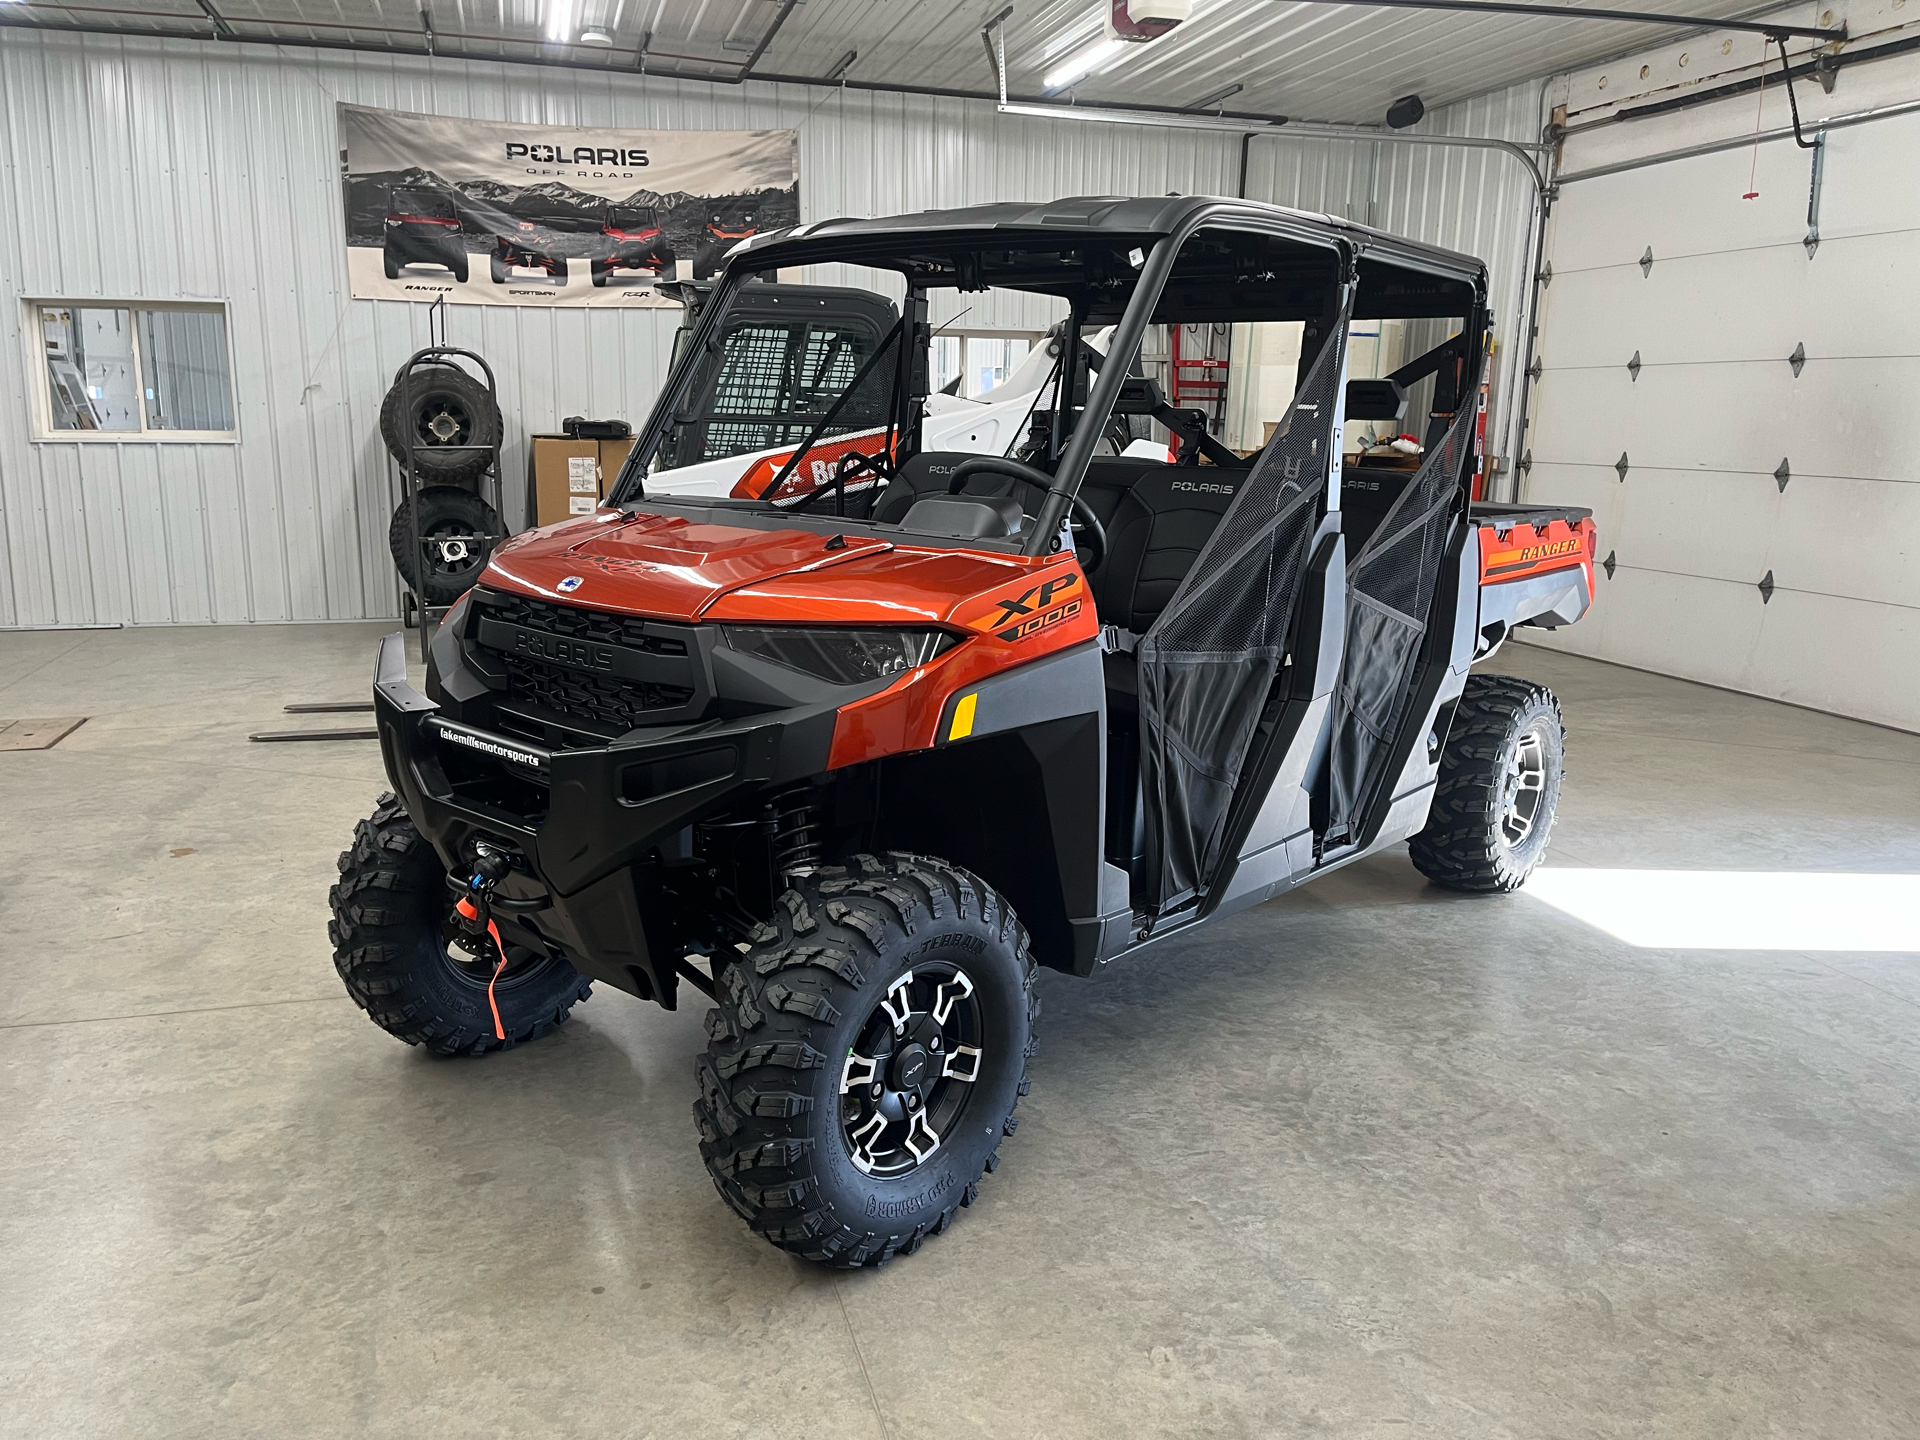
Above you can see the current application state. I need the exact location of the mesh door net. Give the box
[1135,296,1351,911]
[1323,347,1486,845]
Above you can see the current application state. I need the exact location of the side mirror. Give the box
[1345,378,1407,421]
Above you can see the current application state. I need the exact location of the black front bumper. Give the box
[371,631,834,1007]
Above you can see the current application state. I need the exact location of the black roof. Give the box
[737,194,1486,285]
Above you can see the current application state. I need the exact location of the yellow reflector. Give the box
[949,692,977,740]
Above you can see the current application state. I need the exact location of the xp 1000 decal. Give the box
[339,103,798,309]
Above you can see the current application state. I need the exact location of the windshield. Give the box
[390,187,456,221]
[606,205,658,233]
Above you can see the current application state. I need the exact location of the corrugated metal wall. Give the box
[1242,80,1546,482]
[0,29,1539,626]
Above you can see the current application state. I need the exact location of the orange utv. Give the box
[332,196,1597,1267]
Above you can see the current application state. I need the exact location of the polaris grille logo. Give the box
[436,727,547,770]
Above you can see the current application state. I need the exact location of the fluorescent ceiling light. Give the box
[544,0,574,43]
[1523,869,1920,952]
[1043,37,1127,91]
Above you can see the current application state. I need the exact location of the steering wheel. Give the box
[944,457,1108,573]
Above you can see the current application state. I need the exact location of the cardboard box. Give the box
[530,435,637,527]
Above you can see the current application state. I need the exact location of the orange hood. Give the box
[478,507,1069,628]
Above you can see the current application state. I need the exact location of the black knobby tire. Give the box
[1409,673,1566,892]
[383,245,401,279]
[328,793,591,1055]
[694,853,1039,1268]
[378,362,502,485]
[387,485,503,606]
[451,254,470,284]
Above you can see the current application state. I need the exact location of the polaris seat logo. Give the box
[1171,481,1234,495]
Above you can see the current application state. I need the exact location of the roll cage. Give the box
[607,196,1488,557]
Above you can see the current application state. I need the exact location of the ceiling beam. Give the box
[1271,0,1844,43]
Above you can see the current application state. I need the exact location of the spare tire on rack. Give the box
[378,362,502,485]
[388,485,503,606]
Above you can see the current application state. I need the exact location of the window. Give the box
[29,302,235,439]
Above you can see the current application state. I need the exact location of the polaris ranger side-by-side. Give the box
[331,196,1598,1268]
[382,186,469,283]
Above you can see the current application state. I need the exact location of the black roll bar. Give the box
[1024,235,1183,555]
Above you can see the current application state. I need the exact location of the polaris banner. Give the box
[338,103,799,308]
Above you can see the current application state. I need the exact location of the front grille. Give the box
[501,655,694,732]
[470,588,702,734]
[481,590,687,655]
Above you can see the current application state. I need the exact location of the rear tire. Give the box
[490,253,509,284]
[1409,673,1565,892]
[328,793,591,1055]
[451,254,470,284]
[383,245,401,279]
[591,260,609,287]
[694,853,1038,1268]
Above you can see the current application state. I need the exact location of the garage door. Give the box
[1518,33,1920,731]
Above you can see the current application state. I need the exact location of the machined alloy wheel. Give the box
[839,965,985,1177]
[1409,673,1566,892]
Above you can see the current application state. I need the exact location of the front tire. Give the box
[695,853,1038,1267]
[1409,673,1565,892]
[328,794,591,1054]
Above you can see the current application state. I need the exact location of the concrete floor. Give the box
[1,622,1915,1439]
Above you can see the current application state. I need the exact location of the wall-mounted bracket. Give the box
[1614,452,1630,481]
[1602,550,1617,579]
[1774,458,1791,492]
[1803,128,1826,257]
[1627,349,1642,381]
[1639,246,1654,277]
[1788,341,1807,377]
[1757,570,1776,603]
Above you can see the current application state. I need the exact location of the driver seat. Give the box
[871,451,1051,525]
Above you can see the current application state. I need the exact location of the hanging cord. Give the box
[1743,37,1771,198]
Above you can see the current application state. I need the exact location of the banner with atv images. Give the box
[338,103,799,308]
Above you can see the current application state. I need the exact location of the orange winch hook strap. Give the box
[485,919,510,1041]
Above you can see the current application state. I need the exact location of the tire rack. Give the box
[391,341,507,666]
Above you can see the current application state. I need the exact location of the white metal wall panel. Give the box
[0,30,1535,628]
[1243,79,1545,472]
[1521,41,1920,730]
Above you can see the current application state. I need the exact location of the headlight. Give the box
[724,626,959,685]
